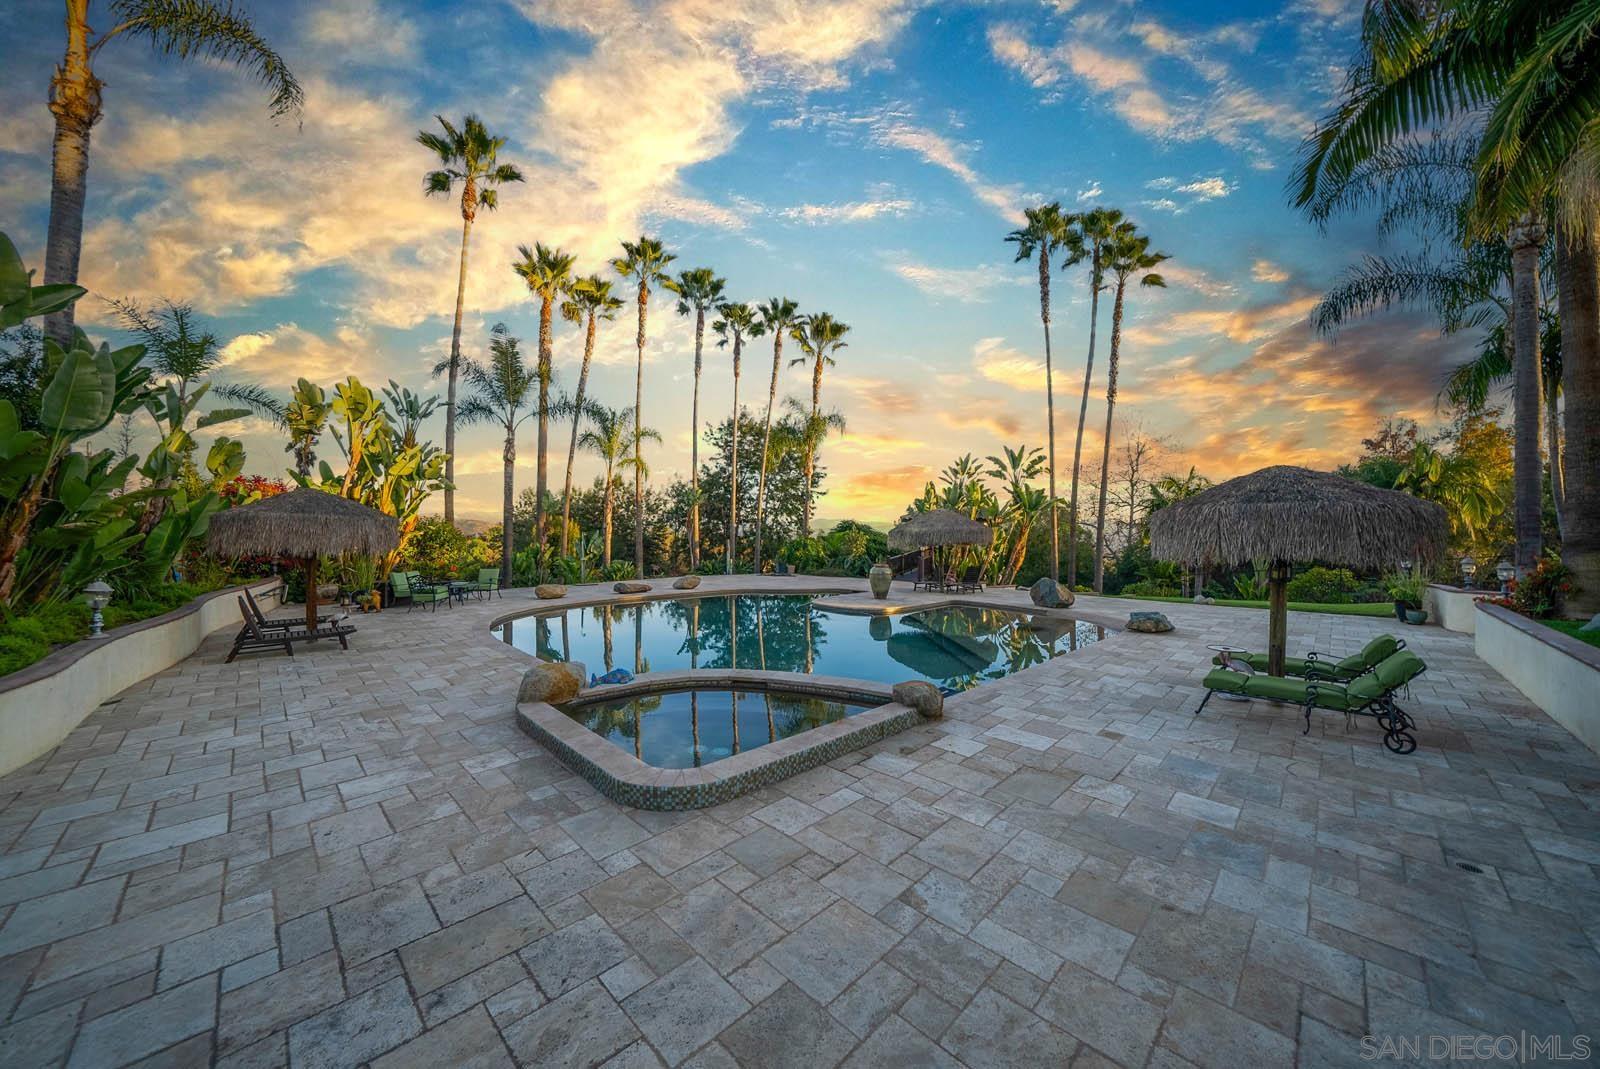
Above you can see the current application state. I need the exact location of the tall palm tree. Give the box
[580,405,659,568]
[752,297,801,572]
[418,115,524,526]
[1062,206,1122,587]
[1092,227,1168,592]
[42,1,303,347]
[455,324,536,585]
[663,267,726,568]
[1006,203,1073,582]
[559,275,622,554]
[1288,0,1599,592]
[789,312,850,536]
[513,242,577,547]
[612,237,676,576]
[713,302,761,573]
[984,444,1047,585]
[783,396,846,536]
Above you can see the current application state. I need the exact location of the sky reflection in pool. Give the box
[567,688,870,768]
[493,594,1105,692]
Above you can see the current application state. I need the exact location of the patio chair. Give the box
[243,586,336,632]
[227,597,356,662]
[471,567,501,600]
[406,572,452,612]
[1193,649,1427,753]
[953,566,983,593]
[1211,633,1404,681]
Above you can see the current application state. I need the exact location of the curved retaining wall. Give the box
[1425,584,1484,634]
[0,579,283,776]
[1476,602,1600,754]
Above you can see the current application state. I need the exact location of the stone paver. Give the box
[0,576,1593,1067]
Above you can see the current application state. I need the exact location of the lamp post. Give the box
[1398,559,1413,578]
[83,580,112,638]
[1495,560,1515,593]
[1459,556,1477,589]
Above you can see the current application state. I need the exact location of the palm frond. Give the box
[212,381,285,425]
[110,0,304,119]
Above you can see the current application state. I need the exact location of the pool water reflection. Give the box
[566,688,871,768]
[493,594,1106,692]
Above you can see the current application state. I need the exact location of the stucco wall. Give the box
[1425,585,1484,635]
[1476,602,1600,755]
[0,579,282,776]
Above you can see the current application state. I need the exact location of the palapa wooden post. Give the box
[1266,559,1291,677]
[303,558,319,633]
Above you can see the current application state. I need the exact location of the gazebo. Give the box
[888,509,994,581]
[1149,466,1446,675]
[208,489,400,631]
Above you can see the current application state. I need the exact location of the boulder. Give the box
[517,661,585,704]
[1125,611,1174,633]
[1581,613,1600,634]
[672,575,701,590]
[613,581,652,594]
[1193,595,1216,605]
[534,584,567,599]
[1029,576,1074,608]
[893,680,944,719]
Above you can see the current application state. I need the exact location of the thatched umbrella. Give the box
[208,489,400,631]
[1149,465,1446,675]
[889,509,995,582]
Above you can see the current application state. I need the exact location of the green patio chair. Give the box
[389,570,415,607]
[1193,649,1427,754]
[394,571,450,612]
[471,567,501,599]
[1212,633,1404,681]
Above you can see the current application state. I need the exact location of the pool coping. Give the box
[515,668,925,811]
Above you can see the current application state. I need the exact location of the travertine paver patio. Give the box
[1,574,1597,1068]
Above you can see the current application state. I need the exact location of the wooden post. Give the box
[1267,559,1290,676]
[304,558,319,633]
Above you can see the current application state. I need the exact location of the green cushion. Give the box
[1242,675,1317,704]
[390,573,412,595]
[1203,667,1251,693]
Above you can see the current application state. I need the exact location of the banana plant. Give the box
[0,232,83,330]
[283,378,330,476]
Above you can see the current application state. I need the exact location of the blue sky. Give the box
[0,0,1470,525]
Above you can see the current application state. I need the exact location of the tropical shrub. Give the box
[1284,566,1361,604]
[1121,579,1180,598]
[1487,557,1574,619]
[1385,574,1428,609]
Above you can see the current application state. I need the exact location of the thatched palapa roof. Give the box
[1149,465,1446,569]
[208,489,400,560]
[888,509,994,551]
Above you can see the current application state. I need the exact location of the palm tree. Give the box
[789,313,850,536]
[663,268,726,568]
[1006,203,1073,583]
[984,444,1048,585]
[783,396,846,536]
[612,237,677,576]
[1092,227,1168,592]
[455,325,536,585]
[513,243,577,548]
[42,1,303,347]
[559,275,622,553]
[284,378,330,477]
[580,405,659,568]
[1062,206,1122,588]
[418,115,524,526]
[1287,0,1599,593]
[752,297,802,572]
[713,302,761,573]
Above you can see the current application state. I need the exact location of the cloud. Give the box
[870,118,1026,221]
[886,259,1027,302]
[1252,259,1290,283]
[780,197,914,224]
[217,321,387,388]
[1158,263,1236,298]
[1122,292,1320,348]
[306,0,418,60]
[972,336,1046,392]
[1174,177,1233,200]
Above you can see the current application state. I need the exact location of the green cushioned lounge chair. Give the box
[1212,633,1405,681]
[471,568,501,599]
[1194,649,1427,754]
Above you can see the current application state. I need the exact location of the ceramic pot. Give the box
[1404,608,1428,625]
[869,563,893,599]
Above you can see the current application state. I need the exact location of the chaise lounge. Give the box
[1193,648,1427,753]
[1211,633,1404,681]
[228,597,356,662]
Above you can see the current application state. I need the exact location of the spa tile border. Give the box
[516,671,924,811]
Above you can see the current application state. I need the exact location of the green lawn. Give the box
[1103,593,1397,618]
[1543,619,1600,649]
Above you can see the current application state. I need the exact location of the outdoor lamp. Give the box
[1459,556,1477,589]
[1399,559,1413,577]
[1496,560,1515,592]
[83,580,112,638]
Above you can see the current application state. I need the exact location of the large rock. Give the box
[1029,576,1074,608]
[1125,611,1174,633]
[672,575,701,590]
[1581,613,1600,634]
[893,680,944,719]
[534,584,567,599]
[518,661,585,704]
[613,581,652,594]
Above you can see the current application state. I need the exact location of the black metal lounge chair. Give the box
[243,586,336,632]
[1194,648,1427,753]
[952,566,983,593]
[227,596,356,662]
[1210,633,1404,682]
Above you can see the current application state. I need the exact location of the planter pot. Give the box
[1405,609,1429,625]
[1394,600,1409,622]
[868,564,893,599]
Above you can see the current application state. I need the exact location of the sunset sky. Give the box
[0,0,1470,527]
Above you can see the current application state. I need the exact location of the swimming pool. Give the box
[493,594,1106,692]
[564,687,873,768]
